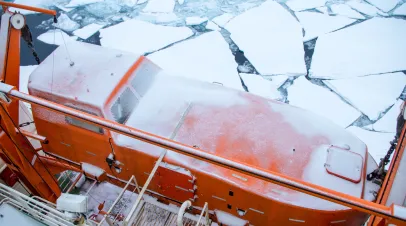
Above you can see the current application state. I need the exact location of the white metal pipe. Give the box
[177,200,192,226]
[0,183,67,218]
[196,202,208,226]
[32,195,57,207]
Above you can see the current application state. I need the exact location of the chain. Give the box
[367,103,405,182]
[21,25,41,65]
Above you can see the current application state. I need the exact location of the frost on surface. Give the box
[393,3,406,16]
[81,162,105,177]
[240,73,283,100]
[365,0,401,12]
[295,12,356,41]
[286,0,326,11]
[330,4,365,19]
[148,32,244,91]
[37,29,77,45]
[288,77,360,128]
[100,20,193,55]
[324,72,406,121]
[142,0,175,13]
[365,100,404,133]
[214,210,248,226]
[65,0,103,8]
[73,23,104,40]
[346,126,395,164]
[212,13,234,28]
[205,21,220,31]
[310,18,406,79]
[185,16,208,25]
[346,1,381,16]
[20,66,38,94]
[53,13,80,32]
[226,1,306,76]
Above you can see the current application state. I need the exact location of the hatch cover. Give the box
[325,146,363,183]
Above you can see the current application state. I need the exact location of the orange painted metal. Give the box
[0,100,61,201]
[5,88,401,225]
[0,1,56,15]
[20,129,48,143]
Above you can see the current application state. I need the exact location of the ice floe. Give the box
[330,4,365,19]
[346,1,381,17]
[288,77,360,128]
[316,6,329,14]
[393,3,406,16]
[185,17,208,25]
[65,0,102,8]
[310,18,406,79]
[136,12,181,24]
[137,0,148,4]
[148,31,244,91]
[324,72,406,120]
[226,1,306,76]
[365,0,401,12]
[206,21,221,31]
[286,0,326,11]
[143,0,175,13]
[240,73,283,100]
[73,23,104,40]
[178,0,185,5]
[99,20,193,55]
[296,12,356,41]
[37,29,77,45]
[346,126,395,164]
[53,13,80,32]
[365,100,404,133]
[212,13,234,28]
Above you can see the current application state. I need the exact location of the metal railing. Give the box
[98,175,141,226]
[196,202,210,226]
[0,183,73,226]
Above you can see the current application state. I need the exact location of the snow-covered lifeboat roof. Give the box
[28,41,376,211]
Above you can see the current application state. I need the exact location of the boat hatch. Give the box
[325,146,363,183]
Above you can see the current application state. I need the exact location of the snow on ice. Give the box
[288,77,360,128]
[316,6,329,14]
[206,21,221,31]
[324,72,406,120]
[99,20,193,55]
[142,0,175,13]
[330,4,365,19]
[365,0,401,12]
[148,31,244,91]
[9,0,55,14]
[346,126,395,164]
[365,100,404,133]
[53,13,80,32]
[226,1,306,76]
[295,12,356,41]
[286,0,326,11]
[240,73,283,100]
[212,13,234,28]
[65,0,102,8]
[346,1,381,17]
[37,29,77,45]
[393,3,406,16]
[310,18,406,79]
[73,23,104,40]
[185,17,208,25]
[137,0,148,5]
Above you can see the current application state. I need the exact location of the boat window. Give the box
[131,63,158,97]
[111,87,138,124]
[65,108,103,134]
